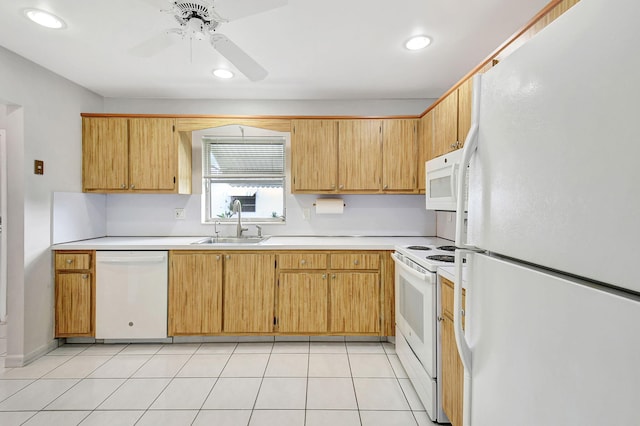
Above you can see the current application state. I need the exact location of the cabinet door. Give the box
[128,118,177,191]
[418,110,434,192]
[338,120,382,191]
[223,253,276,333]
[433,91,459,158]
[329,272,380,333]
[55,272,92,336]
[169,252,223,335]
[82,117,129,191]
[382,119,417,192]
[457,77,474,150]
[442,313,463,426]
[291,120,338,192]
[278,272,328,333]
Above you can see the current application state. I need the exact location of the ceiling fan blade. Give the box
[214,0,287,21]
[211,34,268,81]
[129,30,180,57]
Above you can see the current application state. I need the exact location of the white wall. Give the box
[103,98,436,116]
[0,46,103,366]
[106,124,435,237]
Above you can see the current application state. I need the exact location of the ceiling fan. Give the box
[131,0,287,81]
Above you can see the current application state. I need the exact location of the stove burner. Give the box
[406,245,432,251]
[426,255,455,263]
[437,245,458,252]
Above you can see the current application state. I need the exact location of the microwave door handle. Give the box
[450,163,458,203]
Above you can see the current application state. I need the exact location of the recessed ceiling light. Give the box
[23,8,66,29]
[405,35,432,51]
[213,69,234,79]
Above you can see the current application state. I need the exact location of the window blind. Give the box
[203,137,285,178]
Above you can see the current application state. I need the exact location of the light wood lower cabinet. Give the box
[278,272,328,333]
[54,251,95,337]
[276,251,386,335]
[223,253,276,333]
[441,276,466,426]
[169,252,223,335]
[329,272,380,333]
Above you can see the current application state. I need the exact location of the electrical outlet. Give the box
[302,208,310,221]
[174,208,185,220]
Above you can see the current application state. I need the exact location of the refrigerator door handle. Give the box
[455,248,474,426]
[456,74,482,250]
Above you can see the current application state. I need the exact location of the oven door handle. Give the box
[391,253,429,281]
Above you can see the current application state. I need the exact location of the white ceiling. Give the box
[0,0,550,101]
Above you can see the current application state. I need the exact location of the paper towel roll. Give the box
[315,198,344,214]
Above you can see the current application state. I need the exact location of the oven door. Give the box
[392,253,437,377]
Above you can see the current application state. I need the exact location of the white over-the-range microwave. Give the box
[425,148,467,211]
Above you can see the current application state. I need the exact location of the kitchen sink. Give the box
[191,236,270,245]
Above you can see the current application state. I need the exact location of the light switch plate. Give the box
[34,160,44,175]
[174,208,185,220]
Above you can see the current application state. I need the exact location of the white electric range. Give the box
[392,240,459,423]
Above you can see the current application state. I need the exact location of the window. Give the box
[203,136,286,223]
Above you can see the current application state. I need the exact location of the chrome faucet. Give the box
[232,199,248,238]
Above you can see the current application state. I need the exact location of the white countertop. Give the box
[438,265,468,289]
[52,236,450,251]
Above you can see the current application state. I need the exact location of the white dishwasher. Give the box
[96,251,168,339]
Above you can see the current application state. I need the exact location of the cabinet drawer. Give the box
[55,253,91,270]
[330,253,379,270]
[278,253,328,270]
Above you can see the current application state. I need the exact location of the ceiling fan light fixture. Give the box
[405,35,431,51]
[23,8,66,29]
[213,69,234,79]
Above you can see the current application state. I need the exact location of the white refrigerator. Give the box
[453,0,640,425]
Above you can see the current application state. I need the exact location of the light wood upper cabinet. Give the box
[433,90,459,159]
[82,117,129,191]
[291,118,417,194]
[382,119,418,192]
[418,110,434,193]
[223,253,276,333]
[128,118,178,191]
[168,251,223,336]
[82,116,191,194]
[457,78,474,152]
[278,272,328,333]
[338,120,382,192]
[54,251,94,337]
[291,120,338,192]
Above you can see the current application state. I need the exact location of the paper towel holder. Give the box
[312,202,346,207]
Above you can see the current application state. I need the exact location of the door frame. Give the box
[0,129,6,322]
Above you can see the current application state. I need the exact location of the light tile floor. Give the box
[0,341,440,426]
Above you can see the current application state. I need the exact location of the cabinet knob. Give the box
[300,259,306,265]
[66,259,73,265]
[437,316,445,322]
[331,274,336,279]
[331,184,336,189]
[383,185,388,190]
[322,274,327,280]
[130,184,135,189]
[121,184,126,189]
[82,274,88,279]
[450,143,457,148]
[225,255,231,260]
[339,184,344,190]
[216,255,221,260]
[354,259,359,265]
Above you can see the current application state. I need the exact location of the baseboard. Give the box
[4,339,59,368]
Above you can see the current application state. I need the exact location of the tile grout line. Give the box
[345,340,364,426]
